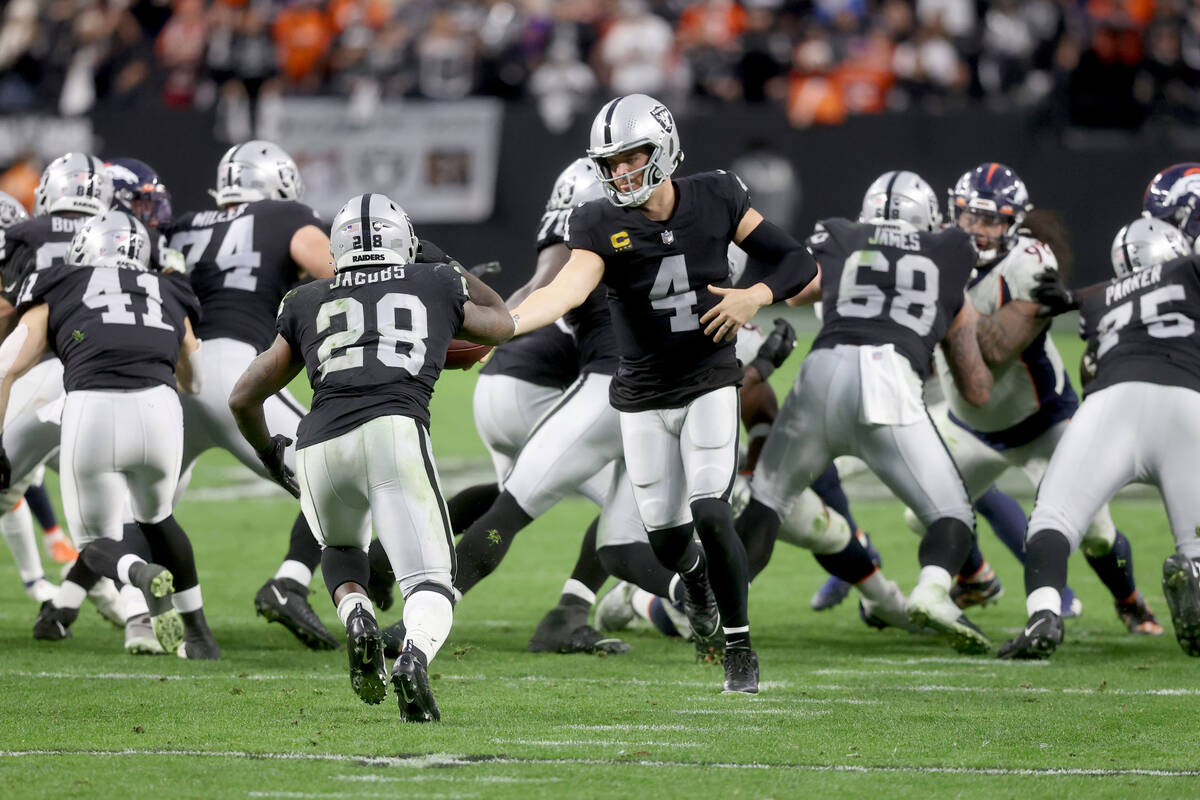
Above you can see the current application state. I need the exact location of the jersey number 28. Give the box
[316,294,428,378]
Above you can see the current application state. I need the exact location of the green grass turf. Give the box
[2,325,1199,798]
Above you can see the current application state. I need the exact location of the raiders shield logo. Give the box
[650,105,673,133]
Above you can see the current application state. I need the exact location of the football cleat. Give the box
[1115,591,1164,636]
[254,578,340,650]
[907,581,991,655]
[177,610,221,660]
[381,619,408,659]
[44,533,79,564]
[1161,555,1200,656]
[721,648,759,694]
[528,604,630,655]
[33,601,78,641]
[680,572,724,660]
[858,578,923,633]
[124,613,166,655]
[345,604,388,704]
[950,566,1005,609]
[595,581,637,632]
[391,641,440,722]
[23,578,56,604]
[997,609,1064,660]
[87,577,126,627]
[128,562,175,616]
[1061,586,1083,619]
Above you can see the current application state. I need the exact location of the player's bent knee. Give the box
[398,572,454,600]
[1028,508,1084,552]
[778,491,851,554]
[1080,518,1117,557]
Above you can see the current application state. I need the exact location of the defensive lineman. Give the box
[230,194,513,719]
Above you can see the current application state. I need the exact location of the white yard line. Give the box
[489,739,703,748]
[2,749,1198,778]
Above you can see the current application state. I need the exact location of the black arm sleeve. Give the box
[738,219,819,302]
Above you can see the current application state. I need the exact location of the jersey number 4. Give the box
[169,216,261,291]
[650,255,699,332]
[1096,285,1195,358]
[838,250,939,337]
[316,294,428,379]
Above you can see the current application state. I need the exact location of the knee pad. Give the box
[778,490,852,554]
[1081,517,1117,558]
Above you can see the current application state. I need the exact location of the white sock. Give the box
[274,559,313,587]
[1,502,43,583]
[116,554,145,586]
[55,580,87,610]
[917,565,953,592]
[854,569,891,603]
[402,589,454,664]
[561,578,595,607]
[1027,586,1062,617]
[630,588,656,621]
[336,591,372,627]
[121,583,150,619]
[172,585,203,613]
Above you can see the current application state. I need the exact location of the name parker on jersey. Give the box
[1106,263,1163,305]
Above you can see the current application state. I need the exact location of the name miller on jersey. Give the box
[1106,264,1163,305]
[188,206,249,227]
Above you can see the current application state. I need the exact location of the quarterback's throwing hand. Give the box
[256,434,300,499]
[702,284,772,343]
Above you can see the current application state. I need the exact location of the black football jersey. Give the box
[169,199,322,352]
[15,264,200,391]
[1080,255,1200,397]
[566,170,752,410]
[809,218,976,377]
[277,261,468,448]
[0,215,89,306]
[480,323,579,389]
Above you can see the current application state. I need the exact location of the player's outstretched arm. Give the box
[506,243,570,306]
[291,225,335,280]
[175,319,202,395]
[508,249,604,337]
[734,209,821,301]
[459,269,517,346]
[975,299,1047,366]
[941,299,993,407]
[0,304,49,490]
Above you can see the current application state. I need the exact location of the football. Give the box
[444,339,492,370]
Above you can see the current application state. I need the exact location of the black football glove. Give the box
[256,434,300,499]
[1031,270,1079,318]
[749,318,798,381]
[0,444,10,493]
[415,239,450,264]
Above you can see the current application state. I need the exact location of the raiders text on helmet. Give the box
[329,193,419,271]
[34,153,114,217]
[587,95,685,208]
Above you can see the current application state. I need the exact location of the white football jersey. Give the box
[935,235,1074,436]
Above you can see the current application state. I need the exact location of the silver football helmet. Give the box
[213,140,303,206]
[67,210,152,271]
[330,193,418,270]
[547,158,604,211]
[0,190,28,228]
[587,94,684,208]
[859,170,942,232]
[1110,217,1190,278]
[34,153,113,216]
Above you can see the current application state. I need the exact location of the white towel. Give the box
[858,344,924,426]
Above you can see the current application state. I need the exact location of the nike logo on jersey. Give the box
[1024,617,1046,638]
[271,586,289,606]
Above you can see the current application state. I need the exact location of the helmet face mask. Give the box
[329,194,418,271]
[858,170,942,232]
[68,210,152,271]
[0,190,28,228]
[34,153,114,217]
[213,140,303,206]
[949,163,1031,265]
[1110,217,1191,278]
[587,95,684,208]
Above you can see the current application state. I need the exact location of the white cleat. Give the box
[24,578,57,604]
[124,613,167,655]
[859,579,925,633]
[907,581,991,654]
[595,581,637,632]
[87,577,126,627]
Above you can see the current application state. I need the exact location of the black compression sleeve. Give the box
[737,219,818,301]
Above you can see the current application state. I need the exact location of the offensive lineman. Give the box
[168,140,339,650]
[1000,218,1200,659]
[229,194,514,720]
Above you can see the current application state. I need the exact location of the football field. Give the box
[2,323,1199,799]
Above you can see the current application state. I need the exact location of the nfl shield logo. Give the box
[661,230,674,245]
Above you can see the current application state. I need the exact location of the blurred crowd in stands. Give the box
[0,0,1196,135]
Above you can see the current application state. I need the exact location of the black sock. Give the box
[725,630,752,651]
[597,541,677,597]
[138,515,199,592]
[79,538,131,582]
[321,546,370,603]
[647,523,701,573]
[122,522,152,560]
[64,553,101,591]
[566,517,609,595]
[691,497,750,630]
[917,517,975,575]
[1025,529,1071,596]
[735,499,781,581]
[957,540,986,581]
[23,484,58,531]
[447,483,501,534]
[453,491,533,596]
[810,464,858,534]
[1085,530,1137,603]
[283,513,321,572]
[368,538,394,582]
[814,535,877,584]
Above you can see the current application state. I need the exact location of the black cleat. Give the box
[1115,590,1164,636]
[391,641,440,722]
[1162,554,1200,657]
[33,601,78,641]
[255,578,340,650]
[528,605,630,655]
[997,609,1063,660]
[127,562,184,652]
[722,648,759,694]
[681,573,724,660]
[178,608,222,660]
[346,604,388,704]
[950,566,1005,609]
[381,620,408,659]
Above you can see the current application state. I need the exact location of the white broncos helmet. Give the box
[329,193,418,271]
[859,170,942,232]
[586,94,685,208]
[34,153,113,216]
[213,140,303,206]
[547,158,604,211]
[1110,217,1191,278]
[0,190,29,228]
[67,210,152,271]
